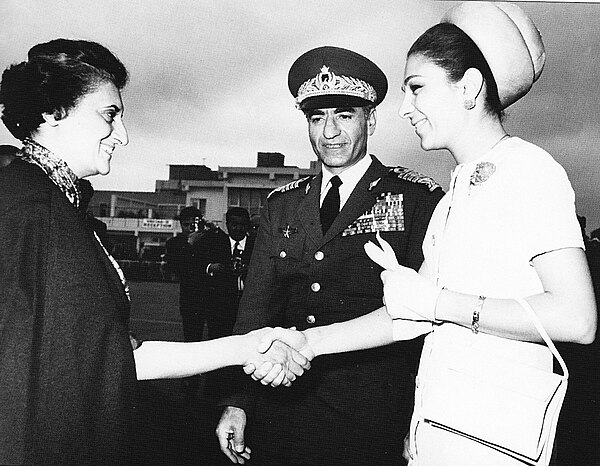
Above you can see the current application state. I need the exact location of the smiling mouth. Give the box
[413,119,426,129]
[323,143,346,149]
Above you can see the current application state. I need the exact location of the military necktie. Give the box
[320,175,342,234]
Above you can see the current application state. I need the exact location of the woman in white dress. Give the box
[257,3,597,465]
[388,3,597,463]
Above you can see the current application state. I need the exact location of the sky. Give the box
[2,0,600,231]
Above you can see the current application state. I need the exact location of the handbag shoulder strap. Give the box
[515,297,569,379]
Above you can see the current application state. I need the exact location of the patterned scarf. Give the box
[18,138,131,303]
[19,138,81,210]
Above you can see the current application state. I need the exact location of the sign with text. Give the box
[141,219,174,230]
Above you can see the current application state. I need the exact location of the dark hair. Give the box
[226,207,250,223]
[408,23,503,119]
[178,206,203,222]
[0,39,129,140]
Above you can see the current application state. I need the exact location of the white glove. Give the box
[365,232,442,322]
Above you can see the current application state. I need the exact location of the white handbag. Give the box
[420,298,568,465]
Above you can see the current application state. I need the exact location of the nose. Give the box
[322,114,341,139]
[399,92,414,120]
[113,118,129,146]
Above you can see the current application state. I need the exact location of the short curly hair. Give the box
[0,39,128,140]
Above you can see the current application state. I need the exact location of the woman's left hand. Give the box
[365,232,441,322]
[380,268,440,321]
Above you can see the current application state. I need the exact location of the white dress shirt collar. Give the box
[230,235,247,253]
[320,154,373,209]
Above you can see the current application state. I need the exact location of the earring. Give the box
[463,98,476,110]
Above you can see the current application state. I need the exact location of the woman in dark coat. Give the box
[0,38,308,465]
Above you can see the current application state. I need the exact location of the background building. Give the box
[86,152,319,265]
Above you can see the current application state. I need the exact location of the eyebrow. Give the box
[105,104,123,114]
[403,74,420,86]
[333,107,356,114]
[306,107,357,118]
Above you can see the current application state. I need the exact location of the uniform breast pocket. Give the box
[270,234,304,276]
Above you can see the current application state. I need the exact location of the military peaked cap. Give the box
[288,46,388,111]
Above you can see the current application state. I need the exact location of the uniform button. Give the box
[279,250,287,258]
[310,282,321,292]
[306,315,316,324]
[314,251,324,261]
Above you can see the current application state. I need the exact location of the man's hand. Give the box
[207,262,226,275]
[241,328,311,387]
[186,229,206,246]
[216,407,251,464]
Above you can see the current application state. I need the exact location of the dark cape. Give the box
[0,159,137,465]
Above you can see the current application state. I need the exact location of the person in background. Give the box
[216,45,443,465]
[165,206,212,347]
[0,38,309,465]
[203,207,254,342]
[261,3,596,465]
[192,207,256,460]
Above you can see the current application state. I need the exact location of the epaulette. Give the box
[389,167,441,192]
[267,176,312,199]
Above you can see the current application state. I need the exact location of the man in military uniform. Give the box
[216,46,444,465]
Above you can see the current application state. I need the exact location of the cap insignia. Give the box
[296,65,377,108]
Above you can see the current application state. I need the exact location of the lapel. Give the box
[296,172,324,247]
[321,155,389,245]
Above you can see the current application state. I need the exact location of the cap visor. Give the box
[300,95,373,111]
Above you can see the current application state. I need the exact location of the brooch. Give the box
[279,225,298,238]
[469,162,496,189]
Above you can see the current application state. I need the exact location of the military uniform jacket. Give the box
[226,155,444,464]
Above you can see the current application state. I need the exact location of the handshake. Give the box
[240,327,315,387]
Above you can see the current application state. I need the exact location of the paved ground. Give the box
[128,281,229,465]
